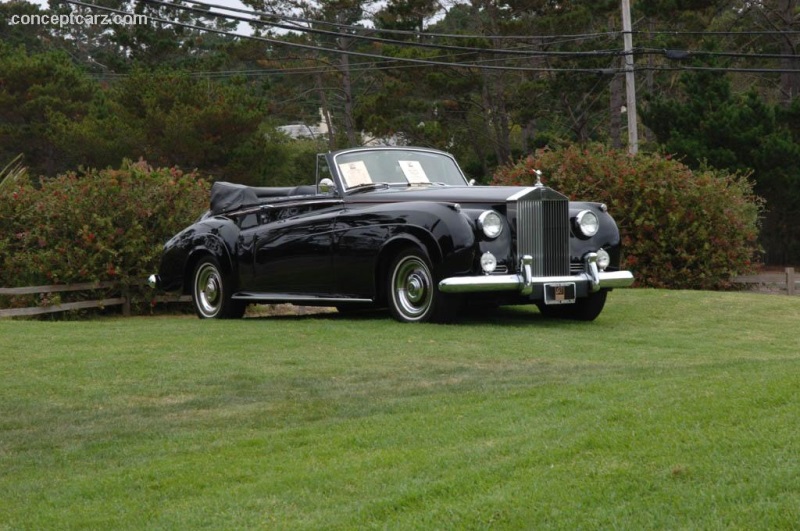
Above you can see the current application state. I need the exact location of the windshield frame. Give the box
[326,147,469,194]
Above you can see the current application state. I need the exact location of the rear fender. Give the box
[180,224,239,294]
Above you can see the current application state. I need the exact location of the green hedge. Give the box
[0,160,209,313]
[0,146,764,316]
[493,145,763,290]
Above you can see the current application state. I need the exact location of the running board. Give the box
[232,292,373,305]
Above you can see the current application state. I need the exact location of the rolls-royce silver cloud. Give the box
[148,147,634,322]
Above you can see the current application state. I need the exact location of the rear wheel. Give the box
[192,256,245,319]
[387,248,458,323]
[537,289,608,321]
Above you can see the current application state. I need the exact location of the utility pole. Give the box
[621,0,639,155]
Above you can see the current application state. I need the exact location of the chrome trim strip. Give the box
[506,187,538,202]
[260,199,344,209]
[232,292,373,304]
[227,199,344,217]
[438,270,634,294]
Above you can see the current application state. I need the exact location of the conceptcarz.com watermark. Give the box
[8,12,149,28]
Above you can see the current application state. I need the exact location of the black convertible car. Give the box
[148,147,634,322]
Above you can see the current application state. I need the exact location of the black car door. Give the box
[250,200,343,295]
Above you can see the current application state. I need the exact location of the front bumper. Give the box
[438,253,634,295]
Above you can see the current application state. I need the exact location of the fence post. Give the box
[122,285,131,317]
[787,268,796,296]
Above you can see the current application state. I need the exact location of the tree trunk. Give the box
[315,72,336,151]
[481,71,512,166]
[338,35,358,146]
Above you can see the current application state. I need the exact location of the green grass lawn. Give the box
[1,289,799,529]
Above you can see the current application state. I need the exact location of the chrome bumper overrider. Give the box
[438,253,634,295]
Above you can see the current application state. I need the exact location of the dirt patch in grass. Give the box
[245,304,338,317]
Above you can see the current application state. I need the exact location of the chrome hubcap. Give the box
[393,256,433,320]
[406,274,424,303]
[195,263,222,316]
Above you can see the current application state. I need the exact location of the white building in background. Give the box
[276,122,328,140]
[276,108,402,146]
[276,109,329,141]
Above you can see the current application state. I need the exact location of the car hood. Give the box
[346,185,532,206]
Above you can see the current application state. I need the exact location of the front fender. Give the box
[569,202,623,268]
[374,201,477,275]
[457,207,514,273]
[334,201,477,299]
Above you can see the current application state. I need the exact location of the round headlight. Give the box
[576,210,599,237]
[596,248,610,271]
[478,211,503,239]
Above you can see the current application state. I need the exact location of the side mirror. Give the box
[318,178,336,194]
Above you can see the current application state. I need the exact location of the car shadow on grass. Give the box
[243,304,589,328]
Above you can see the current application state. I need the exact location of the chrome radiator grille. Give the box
[512,187,570,277]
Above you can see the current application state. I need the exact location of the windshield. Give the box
[332,149,468,191]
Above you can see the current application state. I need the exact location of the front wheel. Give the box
[387,248,458,323]
[192,256,245,319]
[536,289,608,321]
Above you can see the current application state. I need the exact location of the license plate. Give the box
[544,282,576,305]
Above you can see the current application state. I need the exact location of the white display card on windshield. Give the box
[338,160,372,187]
[398,160,430,184]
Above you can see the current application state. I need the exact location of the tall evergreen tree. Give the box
[0,45,97,176]
[643,68,800,264]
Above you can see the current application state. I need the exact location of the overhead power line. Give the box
[176,0,620,43]
[640,47,800,61]
[175,0,800,42]
[60,0,800,76]
[640,65,800,74]
[635,29,800,36]
[140,0,623,58]
[61,0,629,73]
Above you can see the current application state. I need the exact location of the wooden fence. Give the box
[0,281,190,318]
[731,267,797,296]
[1,268,796,318]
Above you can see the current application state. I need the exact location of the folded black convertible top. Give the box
[209,182,313,215]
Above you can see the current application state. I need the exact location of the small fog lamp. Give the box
[596,248,610,271]
[480,252,497,274]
